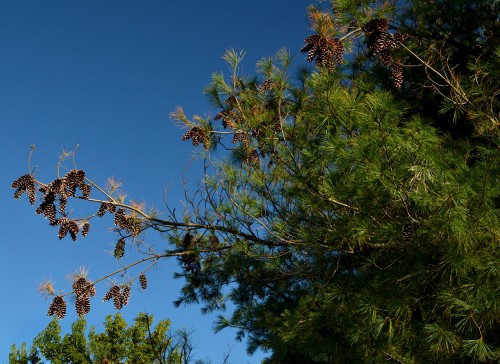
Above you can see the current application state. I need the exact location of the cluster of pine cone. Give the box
[181,126,210,149]
[12,170,92,241]
[257,79,275,93]
[12,170,143,241]
[97,202,143,238]
[103,285,131,310]
[301,34,345,70]
[362,18,409,89]
[72,277,95,316]
[47,274,148,318]
[12,169,152,318]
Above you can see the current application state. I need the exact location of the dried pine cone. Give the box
[103,287,115,301]
[362,18,389,35]
[392,62,404,89]
[379,49,392,67]
[12,174,37,205]
[370,33,397,55]
[97,203,107,216]
[362,19,397,56]
[47,179,66,196]
[48,296,67,319]
[36,200,57,225]
[103,290,113,301]
[403,223,416,242]
[181,126,210,149]
[72,277,88,297]
[258,79,275,92]
[114,238,125,259]
[139,274,147,290]
[103,285,120,302]
[59,198,67,214]
[232,130,248,145]
[301,34,322,62]
[63,169,86,194]
[301,35,344,70]
[114,209,129,229]
[68,220,79,241]
[214,110,238,129]
[11,174,35,189]
[121,286,131,306]
[58,221,70,240]
[75,296,91,316]
[97,202,116,216]
[88,283,96,297]
[81,222,91,237]
[113,292,123,310]
[27,184,36,205]
[79,184,91,199]
[126,217,142,237]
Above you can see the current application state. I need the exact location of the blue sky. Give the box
[0,1,311,362]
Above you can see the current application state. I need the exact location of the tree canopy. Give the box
[9,313,197,364]
[11,0,499,362]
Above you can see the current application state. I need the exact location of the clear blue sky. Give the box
[0,1,311,362]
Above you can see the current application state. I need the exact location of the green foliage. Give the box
[9,313,192,364]
[8,343,41,364]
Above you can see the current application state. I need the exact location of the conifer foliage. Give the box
[12,0,499,362]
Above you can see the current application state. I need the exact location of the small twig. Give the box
[28,144,36,174]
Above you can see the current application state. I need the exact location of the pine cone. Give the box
[36,200,57,225]
[58,221,70,240]
[75,296,91,316]
[113,292,123,310]
[59,198,67,214]
[403,223,415,242]
[79,184,91,199]
[232,130,248,145]
[103,285,121,302]
[47,179,65,196]
[379,49,392,66]
[72,277,88,297]
[301,35,344,70]
[63,169,86,195]
[81,222,91,237]
[97,202,116,216]
[258,79,275,92]
[392,62,404,89]
[11,174,35,189]
[139,274,147,290]
[362,18,389,35]
[88,283,96,297]
[48,296,67,319]
[68,220,80,241]
[181,126,209,149]
[114,209,129,229]
[12,174,36,204]
[114,238,125,259]
[121,286,131,306]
